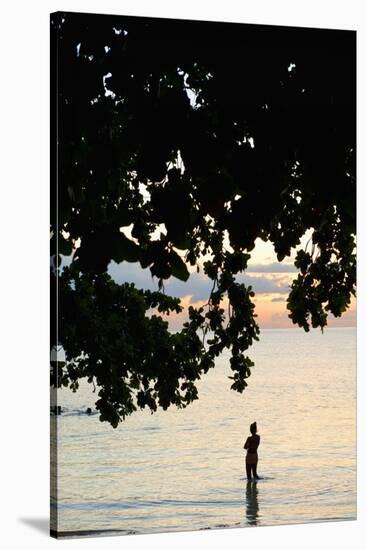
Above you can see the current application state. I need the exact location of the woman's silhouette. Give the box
[244,422,260,480]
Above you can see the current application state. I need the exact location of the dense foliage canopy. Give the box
[50,12,356,427]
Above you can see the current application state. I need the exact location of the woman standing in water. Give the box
[244,422,260,480]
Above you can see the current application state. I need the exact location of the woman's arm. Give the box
[244,437,249,449]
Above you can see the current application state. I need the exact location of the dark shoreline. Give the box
[50,517,356,539]
[50,528,132,539]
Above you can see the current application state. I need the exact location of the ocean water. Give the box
[51,327,356,537]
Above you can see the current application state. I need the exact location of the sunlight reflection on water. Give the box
[53,327,356,536]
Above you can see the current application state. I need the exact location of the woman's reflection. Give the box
[245,480,259,526]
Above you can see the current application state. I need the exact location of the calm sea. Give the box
[51,327,356,537]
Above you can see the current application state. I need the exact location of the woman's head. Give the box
[250,422,257,434]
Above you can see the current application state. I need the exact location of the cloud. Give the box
[266,304,357,329]
[108,261,212,301]
[238,273,293,295]
[246,262,297,273]
[164,272,212,302]
[108,260,159,292]
[108,261,294,301]
[157,294,208,331]
[271,296,286,302]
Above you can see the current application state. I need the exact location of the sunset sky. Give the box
[109,227,356,331]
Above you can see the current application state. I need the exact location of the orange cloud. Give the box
[151,291,356,332]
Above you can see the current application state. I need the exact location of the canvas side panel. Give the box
[50,11,62,540]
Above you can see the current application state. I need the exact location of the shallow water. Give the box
[51,327,356,536]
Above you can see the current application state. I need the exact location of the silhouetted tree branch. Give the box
[50,12,356,427]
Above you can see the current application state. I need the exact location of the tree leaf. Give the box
[170,250,190,281]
